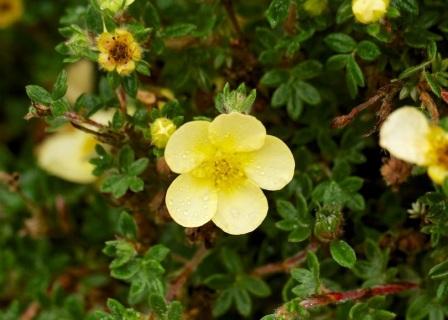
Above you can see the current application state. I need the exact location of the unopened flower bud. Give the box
[98,0,135,13]
[352,0,390,24]
[303,0,327,16]
[150,118,177,149]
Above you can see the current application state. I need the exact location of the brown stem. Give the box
[276,282,418,318]
[166,244,209,301]
[331,81,402,129]
[117,86,128,115]
[251,242,319,277]
[19,302,40,320]
[419,90,439,123]
[221,0,243,37]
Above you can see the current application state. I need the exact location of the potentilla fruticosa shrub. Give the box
[1,0,448,319]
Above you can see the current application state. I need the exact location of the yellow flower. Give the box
[352,0,390,24]
[36,110,114,184]
[150,117,177,149]
[164,112,295,235]
[98,0,135,13]
[0,0,23,29]
[97,29,142,76]
[304,0,327,16]
[379,107,448,184]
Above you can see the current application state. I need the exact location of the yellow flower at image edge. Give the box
[36,110,114,184]
[164,112,295,235]
[97,29,141,76]
[380,107,448,184]
[352,0,390,24]
[0,0,23,28]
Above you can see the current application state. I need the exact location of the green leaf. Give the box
[326,54,350,71]
[287,91,304,120]
[149,294,167,317]
[429,259,448,280]
[295,81,321,105]
[356,41,381,61]
[127,176,144,192]
[398,61,431,79]
[240,276,271,297]
[424,72,441,97]
[291,60,323,80]
[221,248,243,273]
[260,69,289,87]
[336,0,353,24]
[347,56,365,87]
[122,74,138,97]
[146,244,170,262]
[127,158,149,176]
[119,146,135,170]
[166,302,183,320]
[395,0,419,15]
[51,99,70,117]
[233,289,252,317]
[330,240,357,268]
[339,177,364,193]
[276,200,297,219]
[117,211,138,240]
[205,274,233,290]
[212,290,233,317]
[271,83,289,107]
[266,0,291,28]
[52,70,68,100]
[161,23,197,38]
[324,33,357,53]
[26,85,52,104]
[101,174,129,198]
[288,226,311,242]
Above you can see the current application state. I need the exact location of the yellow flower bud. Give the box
[303,0,327,16]
[352,0,390,24]
[150,118,177,149]
[98,0,135,13]
[0,0,23,29]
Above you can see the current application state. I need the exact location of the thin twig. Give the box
[166,244,209,301]
[275,282,418,318]
[19,302,40,320]
[419,90,439,123]
[221,0,243,37]
[251,242,319,277]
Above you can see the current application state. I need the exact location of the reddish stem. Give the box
[251,243,319,277]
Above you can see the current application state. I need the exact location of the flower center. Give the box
[191,153,246,188]
[110,40,130,63]
[0,2,11,12]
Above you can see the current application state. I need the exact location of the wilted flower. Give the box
[0,0,23,28]
[352,0,390,24]
[97,29,141,76]
[98,0,135,13]
[150,117,177,149]
[379,107,448,184]
[36,110,114,184]
[164,112,295,235]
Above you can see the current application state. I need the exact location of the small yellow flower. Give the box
[150,117,177,149]
[352,0,390,24]
[304,0,327,16]
[97,29,142,76]
[164,112,295,235]
[98,0,135,13]
[0,0,23,29]
[380,107,448,184]
[36,110,114,184]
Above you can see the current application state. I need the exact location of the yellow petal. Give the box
[244,135,295,191]
[208,112,266,153]
[352,0,390,24]
[379,107,430,166]
[427,165,448,185]
[36,131,97,184]
[165,121,213,173]
[212,180,268,235]
[116,60,136,75]
[98,53,116,71]
[165,174,218,228]
[97,32,115,52]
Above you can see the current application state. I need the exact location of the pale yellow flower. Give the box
[379,107,448,184]
[65,60,95,105]
[150,117,177,149]
[97,29,142,76]
[164,112,295,235]
[98,0,135,13]
[352,0,390,24]
[0,0,23,28]
[36,110,114,184]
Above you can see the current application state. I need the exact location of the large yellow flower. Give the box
[97,29,142,76]
[352,0,390,24]
[164,112,295,235]
[36,110,114,184]
[380,107,448,184]
[0,0,23,28]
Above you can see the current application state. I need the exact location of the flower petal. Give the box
[165,121,213,173]
[165,174,218,228]
[116,60,136,75]
[98,53,115,71]
[244,135,295,191]
[36,131,97,184]
[379,107,430,166]
[427,165,448,185]
[208,112,266,152]
[212,180,268,235]
[97,32,115,52]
